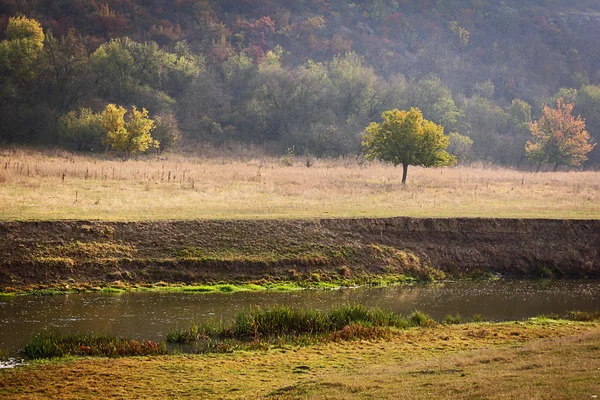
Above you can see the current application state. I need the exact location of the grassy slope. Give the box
[1,320,598,399]
[1,150,599,220]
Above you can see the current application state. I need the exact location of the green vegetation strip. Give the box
[20,306,600,360]
[1,275,417,296]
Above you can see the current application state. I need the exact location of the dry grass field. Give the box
[0,148,599,220]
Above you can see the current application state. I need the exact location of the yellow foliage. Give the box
[0,16,44,80]
[449,21,470,47]
[126,106,156,154]
[101,104,157,157]
[101,104,128,152]
[5,16,44,46]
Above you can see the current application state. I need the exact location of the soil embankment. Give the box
[0,218,598,290]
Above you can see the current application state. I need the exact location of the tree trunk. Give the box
[553,162,559,172]
[402,163,409,184]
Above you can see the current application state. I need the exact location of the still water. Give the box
[1,280,599,355]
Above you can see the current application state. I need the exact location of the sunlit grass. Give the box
[1,148,598,220]
[4,319,600,399]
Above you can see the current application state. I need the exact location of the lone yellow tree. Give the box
[526,98,595,171]
[101,104,157,157]
[363,108,456,184]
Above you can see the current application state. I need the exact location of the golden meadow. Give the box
[1,147,598,220]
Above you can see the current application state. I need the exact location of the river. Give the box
[1,279,599,356]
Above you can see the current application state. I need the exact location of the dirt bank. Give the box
[0,218,598,290]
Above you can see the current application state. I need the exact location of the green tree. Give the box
[43,30,91,116]
[541,88,578,109]
[506,99,533,165]
[101,104,157,157]
[0,15,45,85]
[507,99,532,135]
[57,108,103,151]
[404,77,461,131]
[362,108,456,184]
[153,113,181,154]
[252,56,332,142]
[222,52,257,101]
[526,99,595,171]
[329,52,398,120]
[91,38,180,113]
[473,80,495,99]
[0,16,46,143]
[447,132,473,163]
[576,84,600,162]
[464,95,507,161]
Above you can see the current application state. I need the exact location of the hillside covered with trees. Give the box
[1,0,600,165]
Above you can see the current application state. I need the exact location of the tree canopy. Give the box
[363,108,456,183]
[526,99,595,170]
[2,2,600,166]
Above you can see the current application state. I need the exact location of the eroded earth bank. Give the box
[1,218,599,291]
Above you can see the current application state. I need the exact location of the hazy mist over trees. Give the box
[1,0,600,166]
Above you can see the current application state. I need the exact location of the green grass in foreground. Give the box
[4,319,600,400]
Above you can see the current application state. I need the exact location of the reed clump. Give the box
[167,304,435,345]
[23,331,167,359]
[444,313,462,325]
[566,311,600,321]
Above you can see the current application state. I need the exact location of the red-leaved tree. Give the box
[526,98,596,171]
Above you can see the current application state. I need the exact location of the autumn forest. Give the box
[1,0,600,166]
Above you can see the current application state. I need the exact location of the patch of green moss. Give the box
[0,271,435,296]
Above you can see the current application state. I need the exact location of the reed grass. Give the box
[1,147,598,220]
[566,310,600,321]
[166,304,434,344]
[0,348,8,361]
[23,331,167,359]
[444,313,462,325]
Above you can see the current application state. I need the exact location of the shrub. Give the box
[57,108,104,151]
[409,311,435,327]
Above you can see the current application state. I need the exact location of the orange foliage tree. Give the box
[526,98,596,171]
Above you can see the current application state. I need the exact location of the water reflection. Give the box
[1,280,599,355]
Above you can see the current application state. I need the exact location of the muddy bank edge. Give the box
[0,217,598,291]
